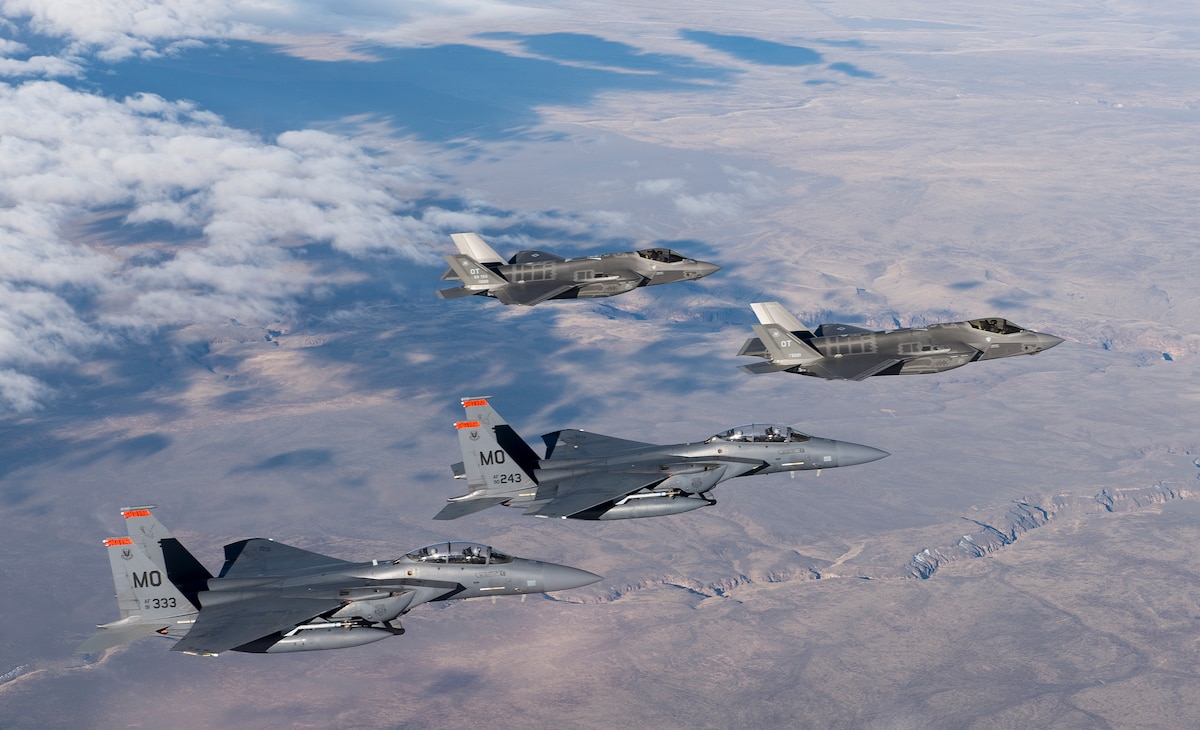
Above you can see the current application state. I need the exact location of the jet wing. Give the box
[170,595,344,655]
[173,578,468,654]
[170,595,348,653]
[508,250,566,264]
[814,323,876,336]
[218,539,352,579]
[494,281,578,306]
[542,429,651,459]
[524,471,664,518]
[807,355,904,381]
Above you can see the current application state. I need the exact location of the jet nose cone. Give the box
[541,564,603,592]
[1036,333,1065,350]
[836,442,890,467]
[694,261,721,278]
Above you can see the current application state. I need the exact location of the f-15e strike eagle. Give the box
[738,301,1063,381]
[435,397,888,521]
[436,232,720,305]
[77,507,599,656]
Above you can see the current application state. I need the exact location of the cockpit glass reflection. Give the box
[707,424,811,443]
[400,542,503,564]
[968,318,1023,335]
[636,248,686,263]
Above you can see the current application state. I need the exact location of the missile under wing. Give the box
[435,397,888,521]
[738,301,1063,380]
[78,507,600,656]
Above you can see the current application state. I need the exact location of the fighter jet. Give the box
[77,507,600,656]
[738,301,1064,381]
[436,232,720,305]
[434,397,888,521]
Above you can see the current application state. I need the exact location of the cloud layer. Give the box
[0,78,449,411]
[1,0,545,61]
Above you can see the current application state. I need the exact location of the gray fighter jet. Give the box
[434,397,888,521]
[738,301,1064,381]
[436,232,720,305]
[77,507,600,656]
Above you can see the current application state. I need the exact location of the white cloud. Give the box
[0,79,454,411]
[0,368,51,412]
[1,0,249,61]
[0,54,82,77]
[671,191,741,219]
[643,166,778,221]
[0,0,548,60]
[635,177,686,197]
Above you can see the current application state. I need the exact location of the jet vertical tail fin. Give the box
[450,232,506,264]
[752,323,824,365]
[435,397,539,520]
[749,301,814,336]
[440,254,508,291]
[121,506,212,608]
[77,535,199,653]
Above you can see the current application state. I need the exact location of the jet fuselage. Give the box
[482,249,719,299]
[809,320,1059,374]
[742,316,1064,378]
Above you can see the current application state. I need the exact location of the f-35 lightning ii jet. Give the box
[738,301,1064,381]
[434,397,888,521]
[77,507,600,656]
[436,232,720,305]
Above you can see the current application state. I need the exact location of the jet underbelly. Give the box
[897,350,976,374]
[574,279,640,298]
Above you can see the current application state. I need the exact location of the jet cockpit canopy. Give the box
[707,424,811,443]
[399,542,514,565]
[636,248,687,263]
[968,318,1023,335]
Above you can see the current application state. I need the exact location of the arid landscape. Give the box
[2,1,1198,727]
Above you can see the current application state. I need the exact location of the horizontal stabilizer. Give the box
[77,621,169,653]
[434,497,509,520]
[739,361,794,375]
[737,337,768,358]
[436,286,479,300]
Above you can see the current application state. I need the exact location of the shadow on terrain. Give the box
[228,448,336,475]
